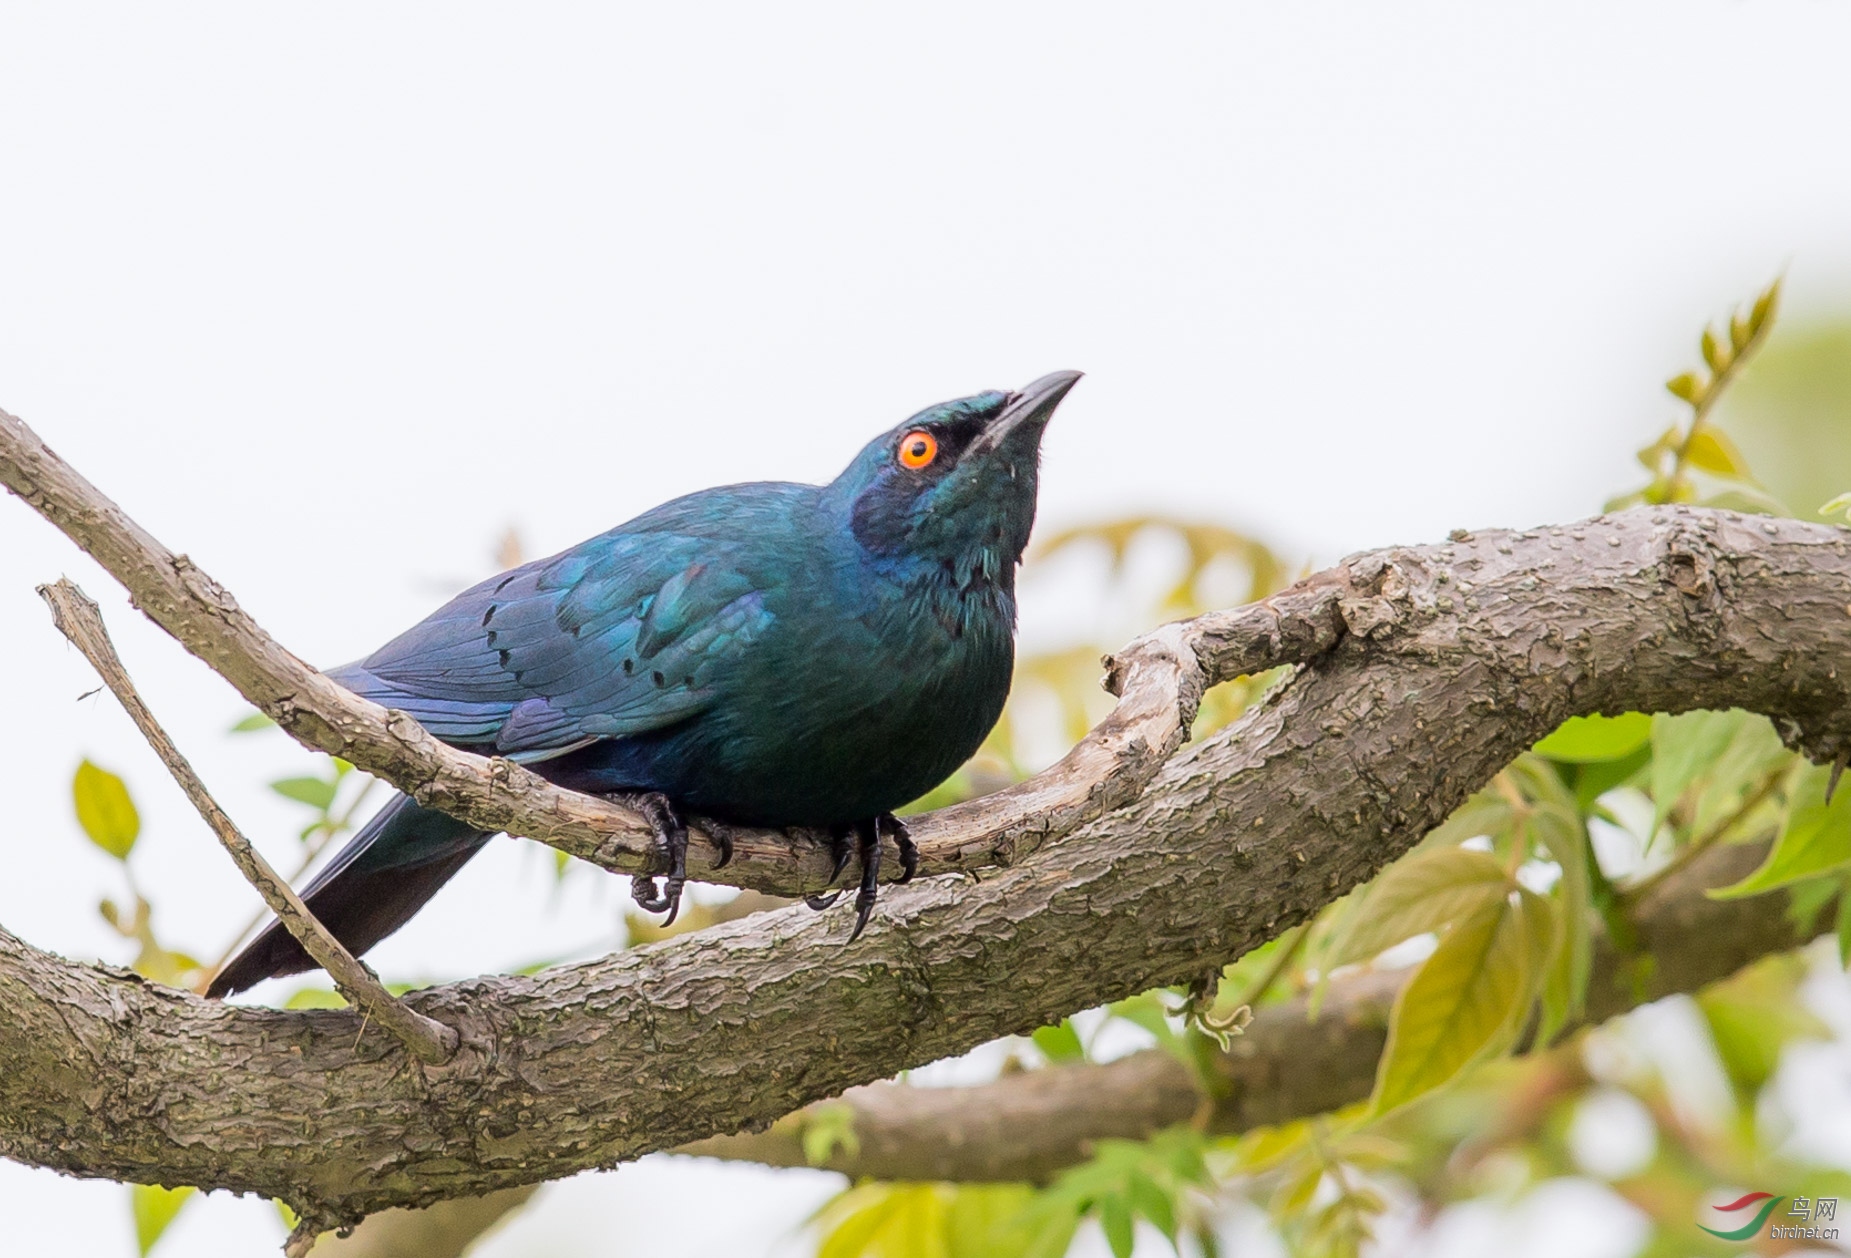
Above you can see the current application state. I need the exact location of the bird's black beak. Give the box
[967,370,1083,457]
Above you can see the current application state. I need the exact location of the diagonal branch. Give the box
[2,504,1851,1232]
[37,578,458,1064]
[0,403,1341,898]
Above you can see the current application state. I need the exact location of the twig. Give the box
[37,578,458,1065]
[196,775,377,994]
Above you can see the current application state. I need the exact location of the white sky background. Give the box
[3,3,1851,1255]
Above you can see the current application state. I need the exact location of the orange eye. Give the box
[898,430,938,469]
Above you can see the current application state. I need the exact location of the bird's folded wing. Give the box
[329,532,773,759]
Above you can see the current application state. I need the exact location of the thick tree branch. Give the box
[37,579,459,1064]
[678,837,1821,1180]
[1,503,1849,1232]
[0,404,1338,898]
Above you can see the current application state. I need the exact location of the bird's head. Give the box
[831,371,1082,581]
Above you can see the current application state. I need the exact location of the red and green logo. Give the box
[1699,1192,1786,1241]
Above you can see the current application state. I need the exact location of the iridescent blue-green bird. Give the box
[207,371,1081,997]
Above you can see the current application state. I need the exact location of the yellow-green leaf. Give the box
[73,760,140,860]
[1712,762,1851,898]
[815,1183,950,1258]
[1749,277,1781,337]
[1031,1019,1086,1063]
[270,775,337,811]
[1664,373,1703,405]
[1329,847,1512,969]
[1729,311,1752,354]
[1369,889,1546,1115]
[1684,427,1751,478]
[1821,492,1851,520]
[132,1184,195,1256]
[1533,712,1652,763]
[802,1102,860,1167]
[282,986,348,1010]
[1701,326,1729,373]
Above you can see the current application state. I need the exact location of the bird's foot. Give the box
[704,819,737,870]
[619,791,688,926]
[847,817,882,942]
[805,814,914,937]
[803,825,856,911]
[886,813,918,885]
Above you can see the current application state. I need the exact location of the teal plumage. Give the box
[209,372,1080,996]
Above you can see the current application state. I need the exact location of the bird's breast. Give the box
[615,566,1017,825]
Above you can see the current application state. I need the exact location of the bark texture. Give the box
[681,837,1821,1181]
[1,506,1849,1231]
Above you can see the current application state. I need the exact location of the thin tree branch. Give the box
[0,403,1343,900]
[678,835,1819,1181]
[37,577,458,1064]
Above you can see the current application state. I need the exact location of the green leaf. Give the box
[1684,427,1751,478]
[802,1102,860,1167]
[282,986,348,1010]
[1838,889,1851,968]
[1031,1019,1086,1063]
[1822,492,1851,521]
[229,712,275,732]
[1369,887,1551,1115]
[1533,712,1652,763]
[1099,1196,1134,1258]
[132,1184,195,1256]
[1422,785,1518,849]
[270,776,338,811]
[1650,710,1767,838]
[1509,761,1591,1041]
[1328,847,1512,969]
[73,760,140,860]
[1126,1171,1177,1241]
[1665,373,1703,404]
[1566,742,1653,813]
[1698,955,1826,1094]
[1713,762,1851,898]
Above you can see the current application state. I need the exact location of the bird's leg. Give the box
[804,825,855,911]
[881,812,918,884]
[848,817,882,942]
[621,791,688,926]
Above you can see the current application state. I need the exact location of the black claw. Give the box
[828,830,854,884]
[804,826,855,913]
[884,813,918,885]
[624,792,688,924]
[711,824,735,870]
[848,817,881,943]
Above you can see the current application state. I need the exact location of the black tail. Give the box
[206,794,492,998]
